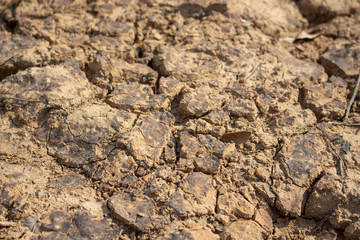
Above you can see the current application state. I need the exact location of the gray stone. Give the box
[41,232,72,240]
[49,173,88,190]
[22,216,40,233]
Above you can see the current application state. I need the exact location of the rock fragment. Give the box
[202,110,230,125]
[0,37,50,79]
[116,118,172,168]
[41,211,74,233]
[216,191,255,219]
[42,232,72,240]
[85,57,158,88]
[253,182,277,206]
[269,47,327,83]
[179,131,206,159]
[167,228,220,240]
[226,99,258,121]
[198,134,233,159]
[345,221,360,240]
[71,212,116,239]
[272,105,317,136]
[272,181,307,217]
[47,104,136,168]
[253,208,274,233]
[320,39,360,78]
[180,172,217,215]
[108,193,155,232]
[168,191,193,217]
[328,175,360,230]
[276,133,329,188]
[96,19,135,44]
[107,83,169,112]
[152,47,225,84]
[83,150,137,184]
[302,76,347,120]
[222,219,267,240]
[227,0,306,36]
[194,154,221,174]
[179,87,224,118]
[158,76,184,99]
[305,173,344,220]
[0,62,104,124]
[65,104,136,144]
[86,36,136,62]
[297,0,360,22]
[273,218,317,239]
[42,211,117,240]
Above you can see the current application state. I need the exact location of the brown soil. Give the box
[0,0,360,239]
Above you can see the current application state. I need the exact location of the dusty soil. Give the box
[0,0,360,239]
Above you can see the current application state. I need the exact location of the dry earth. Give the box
[0,0,360,239]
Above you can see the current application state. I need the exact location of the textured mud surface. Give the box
[0,0,360,239]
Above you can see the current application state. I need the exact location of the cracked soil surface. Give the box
[0,0,360,239]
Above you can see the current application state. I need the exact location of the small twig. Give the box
[324,137,345,178]
[323,136,348,192]
[330,122,360,127]
[246,63,262,81]
[343,73,360,123]
[311,209,335,233]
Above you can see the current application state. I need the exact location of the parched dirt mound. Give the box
[0,1,360,239]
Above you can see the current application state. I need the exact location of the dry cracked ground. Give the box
[0,0,360,239]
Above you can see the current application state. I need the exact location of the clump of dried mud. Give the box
[0,0,360,239]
